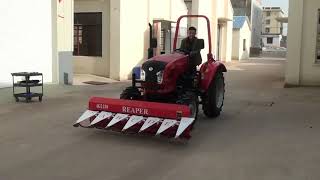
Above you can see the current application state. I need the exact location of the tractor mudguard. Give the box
[199,61,227,92]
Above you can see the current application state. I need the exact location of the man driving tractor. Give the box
[180,26,203,72]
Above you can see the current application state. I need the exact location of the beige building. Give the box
[285,0,320,86]
[72,0,190,80]
[261,7,284,47]
[70,0,234,81]
[0,0,233,86]
[232,16,251,60]
[0,0,70,87]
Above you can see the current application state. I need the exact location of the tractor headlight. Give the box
[156,71,164,84]
[140,69,145,81]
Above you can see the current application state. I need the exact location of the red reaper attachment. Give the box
[73,97,195,139]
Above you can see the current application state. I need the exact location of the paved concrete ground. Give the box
[0,59,319,180]
[73,74,121,86]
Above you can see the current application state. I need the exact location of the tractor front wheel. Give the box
[202,71,225,118]
[176,91,199,120]
[120,87,142,100]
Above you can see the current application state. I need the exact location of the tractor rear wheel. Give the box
[202,71,225,118]
[120,87,142,100]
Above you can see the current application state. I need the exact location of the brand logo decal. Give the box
[96,104,108,109]
[148,67,154,72]
[122,106,149,115]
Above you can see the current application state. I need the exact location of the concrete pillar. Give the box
[285,0,304,86]
[191,0,217,63]
[52,0,58,83]
[211,0,218,58]
[109,0,121,80]
[57,0,74,84]
[119,0,149,80]
[225,19,233,62]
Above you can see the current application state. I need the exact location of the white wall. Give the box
[73,0,110,77]
[216,0,224,19]
[119,0,149,80]
[239,22,251,60]
[218,0,233,62]
[262,36,281,47]
[171,0,189,21]
[286,0,320,86]
[285,0,304,85]
[232,23,251,61]
[191,0,233,62]
[116,0,188,80]
[232,30,240,59]
[223,19,233,62]
[57,0,74,84]
[73,0,231,80]
[149,0,171,21]
[74,0,187,80]
[109,0,121,80]
[299,0,320,85]
[191,0,214,63]
[0,0,53,86]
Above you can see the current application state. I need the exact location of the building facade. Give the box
[0,0,74,87]
[72,0,234,81]
[285,0,320,86]
[230,0,263,56]
[261,7,284,48]
[232,16,251,60]
[0,0,234,86]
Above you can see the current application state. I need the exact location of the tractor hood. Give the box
[142,52,187,84]
[149,52,187,63]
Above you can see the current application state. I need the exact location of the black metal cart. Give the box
[11,72,43,103]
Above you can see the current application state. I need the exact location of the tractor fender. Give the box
[199,61,227,92]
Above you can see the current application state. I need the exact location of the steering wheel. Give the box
[175,48,190,55]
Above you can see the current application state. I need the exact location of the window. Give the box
[267,37,273,44]
[243,39,246,51]
[316,9,320,62]
[74,12,102,56]
[266,12,271,16]
[265,28,270,33]
[266,19,270,25]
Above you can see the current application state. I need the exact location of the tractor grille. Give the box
[142,60,167,83]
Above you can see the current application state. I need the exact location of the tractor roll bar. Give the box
[173,15,212,57]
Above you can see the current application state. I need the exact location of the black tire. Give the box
[26,98,31,103]
[120,87,142,100]
[176,91,199,120]
[202,71,225,118]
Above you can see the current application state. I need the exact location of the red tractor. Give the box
[74,15,227,140]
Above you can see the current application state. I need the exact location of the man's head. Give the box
[187,26,197,39]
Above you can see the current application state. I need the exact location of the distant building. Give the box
[232,16,251,60]
[230,0,263,56]
[261,7,284,48]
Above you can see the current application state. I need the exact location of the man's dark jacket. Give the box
[180,37,203,66]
